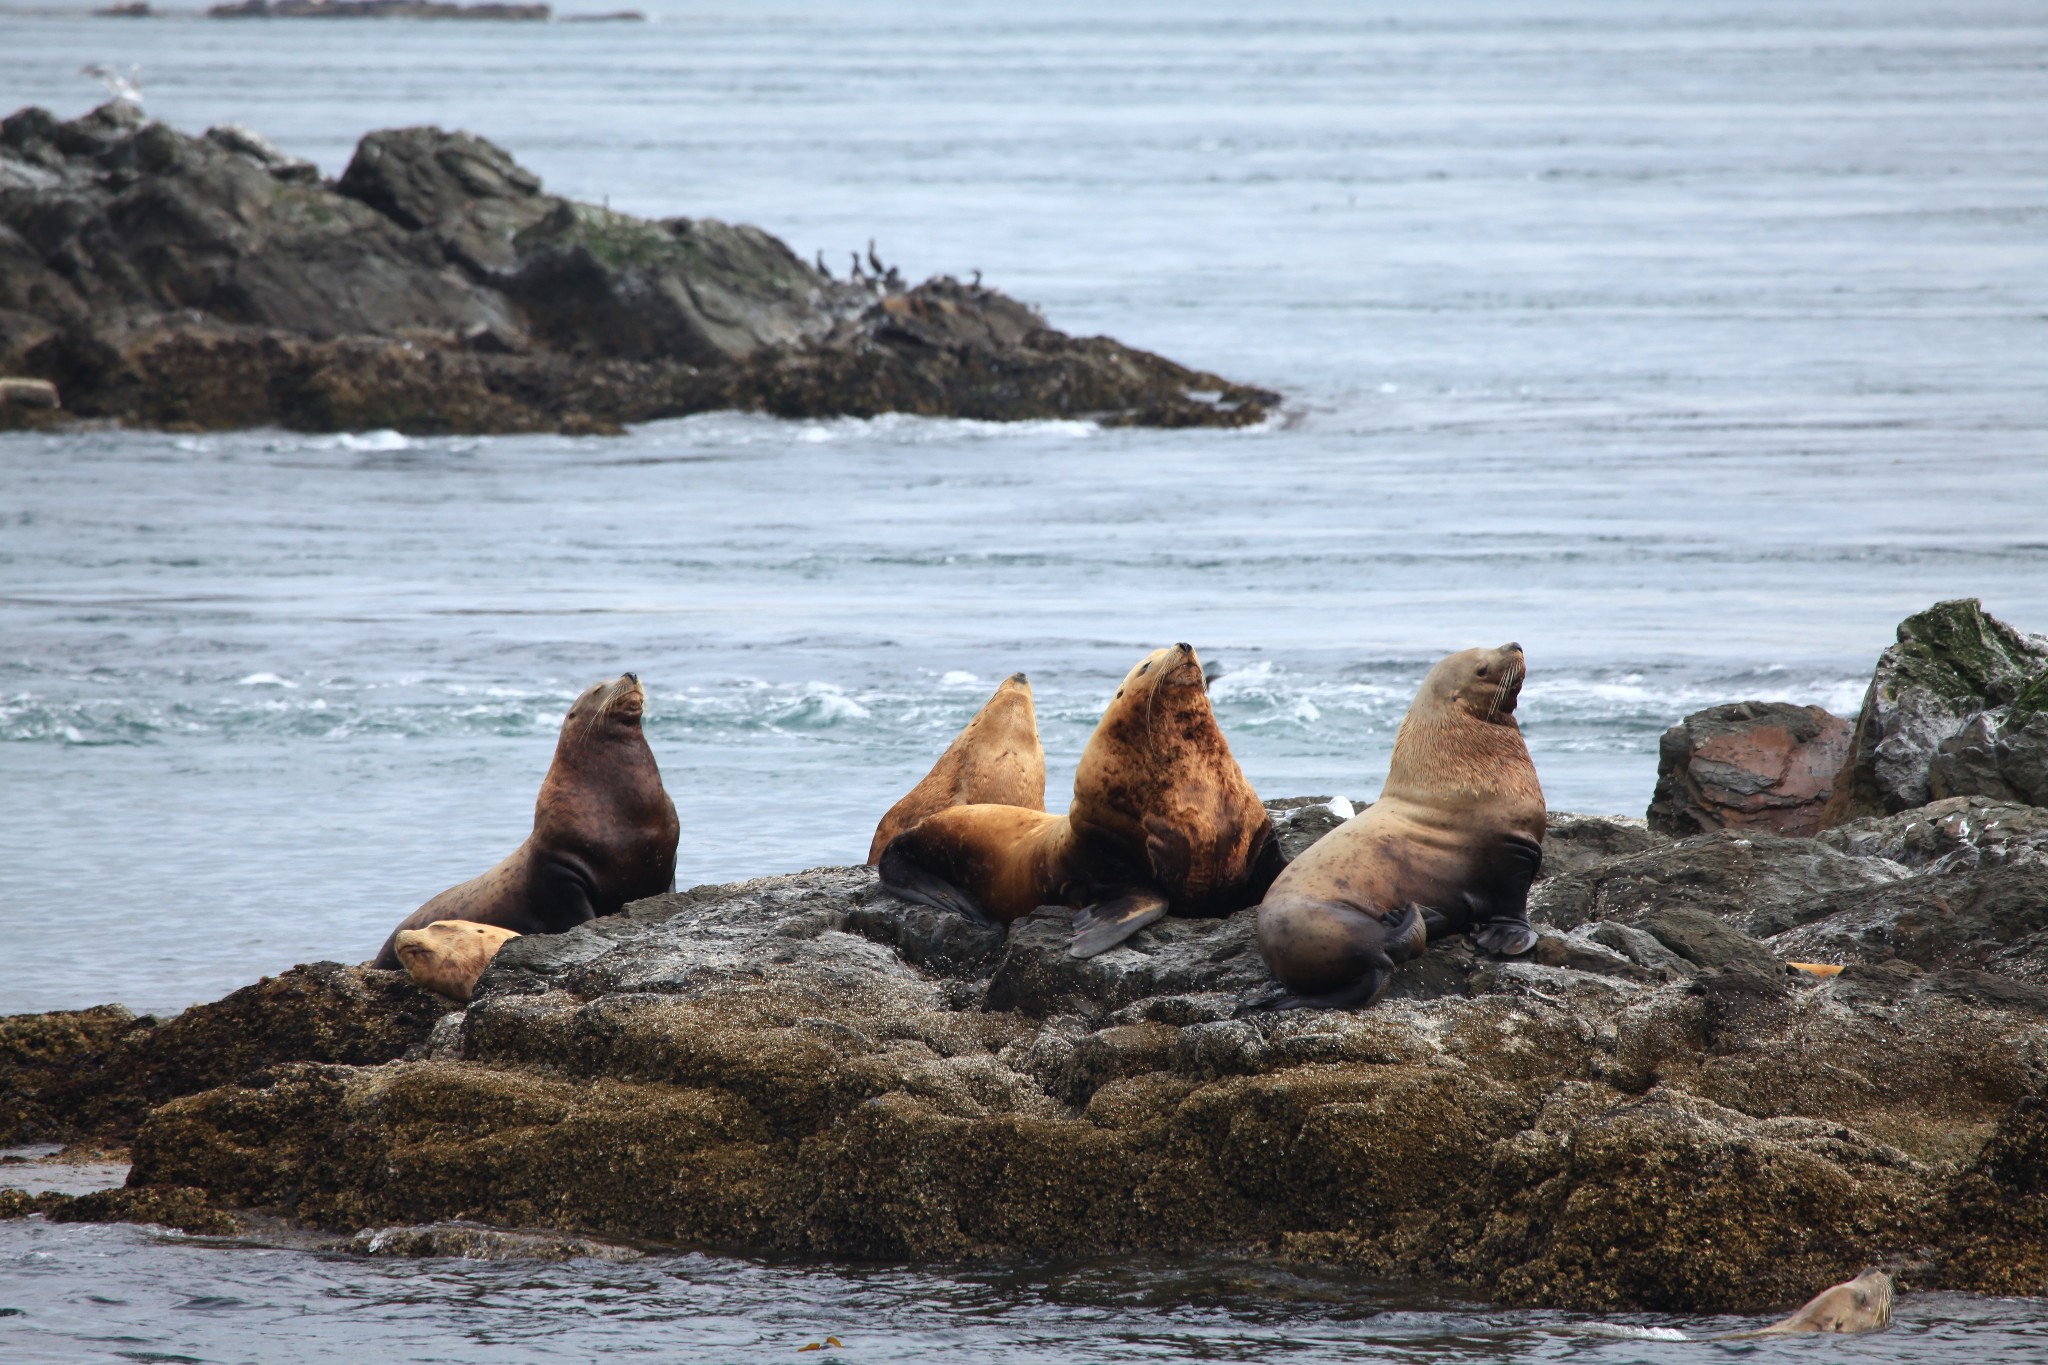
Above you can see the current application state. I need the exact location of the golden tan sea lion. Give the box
[1725,1268,1894,1337]
[372,673,679,966]
[1251,643,1545,1009]
[393,920,521,1002]
[879,643,1281,957]
[867,672,1044,864]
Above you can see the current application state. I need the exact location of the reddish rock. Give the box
[1647,701,1852,838]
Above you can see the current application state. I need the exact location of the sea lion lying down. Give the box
[393,920,519,1002]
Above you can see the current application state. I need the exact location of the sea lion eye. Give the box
[1476,665,1490,677]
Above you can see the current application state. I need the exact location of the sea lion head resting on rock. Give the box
[867,672,1043,864]
[1725,1268,1894,1337]
[393,920,521,1002]
[1251,643,1544,1009]
[372,673,679,967]
[878,643,1281,959]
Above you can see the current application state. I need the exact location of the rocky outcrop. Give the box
[0,103,1275,433]
[1824,600,2048,823]
[0,962,448,1144]
[1647,701,1851,838]
[60,785,2042,1312]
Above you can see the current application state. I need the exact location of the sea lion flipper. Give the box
[1067,890,1171,959]
[876,842,999,926]
[1471,918,1538,956]
[1234,958,1395,1014]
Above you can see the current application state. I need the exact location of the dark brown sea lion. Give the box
[867,672,1044,864]
[879,643,1281,958]
[1251,643,1544,1009]
[372,673,678,967]
[393,920,520,1002]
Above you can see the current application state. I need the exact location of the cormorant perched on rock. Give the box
[866,238,885,276]
[883,265,903,291]
[971,269,982,288]
[815,250,830,278]
[849,252,865,283]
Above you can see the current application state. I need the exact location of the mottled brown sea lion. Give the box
[867,672,1044,864]
[372,673,679,966]
[1252,644,1544,1009]
[1725,1269,1894,1337]
[879,643,1281,958]
[393,920,521,1002]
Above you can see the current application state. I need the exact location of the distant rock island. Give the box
[210,0,553,17]
[0,102,1274,434]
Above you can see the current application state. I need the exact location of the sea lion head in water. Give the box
[393,919,520,1002]
[1250,642,1543,1010]
[372,673,679,966]
[867,672,1044,864]
[1730,1268,1894,1337]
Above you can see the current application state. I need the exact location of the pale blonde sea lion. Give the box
[1252,644,1545,1008]
[1725,1268,1894,1337]
[373,673,679,966]
[393,920,521,1002]
[867,672,1044,864]
[879,643,1281,957]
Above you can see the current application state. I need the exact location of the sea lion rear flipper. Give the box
[1068,890,1171,959]
[876,843,999,926]
[1471,918,1539,956]
[1235,955,1396,1015]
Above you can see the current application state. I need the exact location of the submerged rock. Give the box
[0,105,1276,434]
[350,1221,641,1261]
[1647,701,1851,838]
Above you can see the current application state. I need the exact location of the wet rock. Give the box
[42,1183,239,1235]
[350,1221,641,1261]
[1767,857,2048,981]
[72,802,2048,1311]
[1647,701,1851,838]
[1637,908,1780,974]
[0,104,1275,433]
[1528,829,1900,939]
[1824,599,2048,823]
[1537,812,1668,880]
[1817,795,2048,868]
[1264,796,1356,863]
[0,962,446,1143]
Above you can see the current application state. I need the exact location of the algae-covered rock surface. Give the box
[54,794,2044,1313]
[0,102,1276,433]
[0,961,448,1144]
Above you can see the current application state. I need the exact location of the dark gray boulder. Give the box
[1,104,1277,433]
[1528,828,1900,939]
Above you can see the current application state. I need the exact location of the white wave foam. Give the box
[940,670,980,686]
[337,429,410,452]
[235,672,297,688]
[773,683,873,727]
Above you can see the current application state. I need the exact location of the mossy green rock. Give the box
[1826,599,2048,821]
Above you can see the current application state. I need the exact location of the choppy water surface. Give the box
[4,1220,2047,1364]
[2,0,2046,1357]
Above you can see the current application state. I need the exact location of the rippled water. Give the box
[3,0,2047,1356]
[5,1220,2048,1364]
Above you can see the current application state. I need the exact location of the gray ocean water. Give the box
[3,0,2047,1357]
